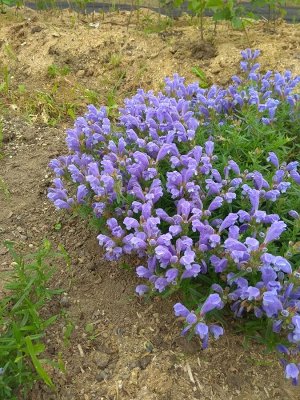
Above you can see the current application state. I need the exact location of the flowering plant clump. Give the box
[48,49,300,384]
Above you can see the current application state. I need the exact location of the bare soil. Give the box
[1,7,300,400]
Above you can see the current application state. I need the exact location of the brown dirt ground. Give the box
[1,7,300,400]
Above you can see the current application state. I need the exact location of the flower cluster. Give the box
[164,49,300,126]
[48,50,300,384]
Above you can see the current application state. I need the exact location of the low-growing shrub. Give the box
[48,49,300,384]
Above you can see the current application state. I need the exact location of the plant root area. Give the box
[1,7,300,400]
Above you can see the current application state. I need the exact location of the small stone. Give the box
[10,261,18,267]
[31,26,43,33]
[28,244,34,248]
[95,353,111,369]
[60,296,71,308]
[128,368,139,386]
[76,70,85,77]
[115,327,125,336]
[85,68,94,77]
[75,241,85,249]
[139,355,152,370]
[89,22,100,28]
[17,226,24,233]
[0,247,8,255]
[212,65,221,74]
[95,371,108,382]
[128,360,140,370]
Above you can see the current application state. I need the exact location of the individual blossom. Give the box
[264,221,287,244]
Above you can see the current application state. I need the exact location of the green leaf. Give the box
[2,0,15,6]
[54,222,62,231]
[231,16,244,29]
[11,277,35,311]
[43,314,58,329]
[25,336,54,387]
[206,0,223,7]
[85,323,94,334]
[213,7,232,21]
[173,0,184,7]
[191,67,209,88]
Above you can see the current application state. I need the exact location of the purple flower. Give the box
[288,210,299,219]
[210,255,228,273]
[186,312,197,325]
[209,324,224,339]
[290,315,300,343]
[285,364,299,384]
[224,238,247,252]
[264,221,287,244]
[180,249,196,268]
[76,185,88,203]
[181,263,201,278]
[136,266,152,279]
[169,225,182,236]
[156,143,179,161]
[200,294,224,315]
[219,213,238,232]
[290,170,300,185]
[262,292,283,317]
[208,196,223,212]
[195,322,208,339]
[246,286,260,300]
[174,303,189,317]
[53,199,72,209]
[136,285,149,296]
[155,245,173,266]
[274,256,292,274]
[267,152,279,168]
[245,237,259,251]
[228,160,240,175]
[155,277,168,292]
[209,234,221,248]
[123,217,139,230]
[248,189,260,213]
[261,266,277,283]
[166,268,179,283]
[205,141,214,156]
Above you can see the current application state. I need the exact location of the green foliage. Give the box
[0,66,11,95]
[141,14,173,34]
[47,64,71,79]
[173,0,246,38]
[171,0,291,39]
[73,0,92,12]
[195,101,300,171]
[27,89,79,126]
[84,89,100,106]
[0,241,65,399]
[191,66,210,88]
[251,0,287,26]
[0,176,9,198]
